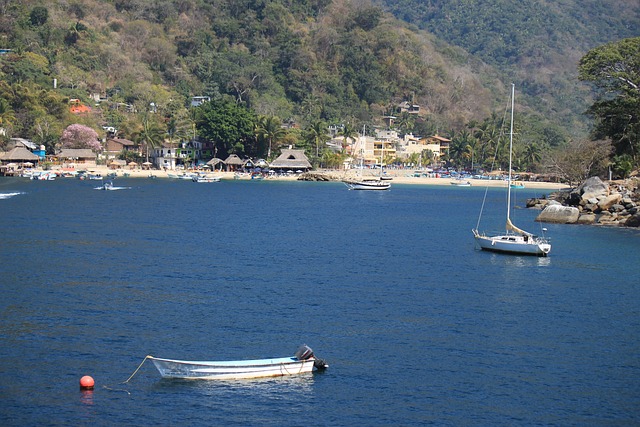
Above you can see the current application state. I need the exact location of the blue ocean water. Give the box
[0,177,638,426]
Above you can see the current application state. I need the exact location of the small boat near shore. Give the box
[193,174,221,183]
[343,179,391,190]
[148,345,328,380]
[94,181,130,190]
[450,179,471,187]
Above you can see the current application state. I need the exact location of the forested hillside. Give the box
[0,0,637,175]
[0,0,504,147]
[382,0,640,135]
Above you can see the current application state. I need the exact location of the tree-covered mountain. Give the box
[381,0,640,136]
[0,0,637,171]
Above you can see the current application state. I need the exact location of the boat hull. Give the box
[473,231,551,256]
[344,180,390,190]
[150,356,316,380]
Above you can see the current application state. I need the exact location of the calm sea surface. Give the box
[0,176,639,426]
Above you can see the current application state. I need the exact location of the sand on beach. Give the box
[71,165,570,190]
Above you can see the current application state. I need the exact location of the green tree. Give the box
[611,153,634,178]
[255,115,287,159]
[195,99,256,157]
[0,98,16,133]
[579,37,640,164]
[134,114,165,163]
[29,6,49,26]
[305,120,330,163]
[522,142,542,171]
[337,122,359,152]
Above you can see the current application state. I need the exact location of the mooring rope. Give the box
[123,355,153,383]
[102,355,153,395]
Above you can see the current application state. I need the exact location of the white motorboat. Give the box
[193,174,221,183]
[450,179,471,187]
[343,179,391,190]
[94,181,130,190]
[149,345,328,380]
[472,84,551,257]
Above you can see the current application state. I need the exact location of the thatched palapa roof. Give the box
[0,146,40,161]
[56,149,96,160]
[224,154,243,166]
[269,149,311,170]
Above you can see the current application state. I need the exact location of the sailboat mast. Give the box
[507,83,515,222]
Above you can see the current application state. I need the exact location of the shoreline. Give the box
[47,165,571,190]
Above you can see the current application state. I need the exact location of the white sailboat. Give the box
[343,127,391,191]
[472,84,551,257]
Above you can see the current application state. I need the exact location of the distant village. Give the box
[1,96,452,176]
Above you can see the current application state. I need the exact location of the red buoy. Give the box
[79,375,95,390]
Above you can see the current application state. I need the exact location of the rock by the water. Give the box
[297,172,333,182]
[578,176,609,201]
[624,213,640,227]
[528,176,639,228]
[535,205,580,224]
[577,214,596,224]
[598,193,623,211]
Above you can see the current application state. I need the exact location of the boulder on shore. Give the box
[535,205,580,224]
[528,176,640,228]
[578,176,609,201]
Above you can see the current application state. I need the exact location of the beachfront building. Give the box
[373,129,398,164]
[396,134,450,161]
[104,137,139,163]
[55,149,97,167]
[224,154,244,171]
[347,129,399,168]
[153,142,178,170]
[269,149,312,172]
[8,138,46,160]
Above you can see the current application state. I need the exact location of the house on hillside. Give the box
[191,96,210,107]
[69,99,92,114]
[269,149,312,172]
[398,101,420,114]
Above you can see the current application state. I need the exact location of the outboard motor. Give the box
[295,344,314,360]
[313,358,329,370]
[295,345,329,370]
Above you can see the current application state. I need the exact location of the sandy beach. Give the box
[71,165,570,190]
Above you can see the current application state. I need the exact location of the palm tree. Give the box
[337,121,359,153]
[166,114,190,169]
[421,149,436,168]
[135,114,165,164]
[522,142,542,171]
[407,152,420,168]
[255,115,286,159]
[396,111,414,133]
[305,120,330,163]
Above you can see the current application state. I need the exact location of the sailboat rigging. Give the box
[472,84,551,256]
[343,126,391,190]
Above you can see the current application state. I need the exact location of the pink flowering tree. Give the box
[60,124,102,151]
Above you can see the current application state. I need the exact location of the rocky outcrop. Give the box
[528,176,640,227]
[297,172,334,182]
[535,204,580,223]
